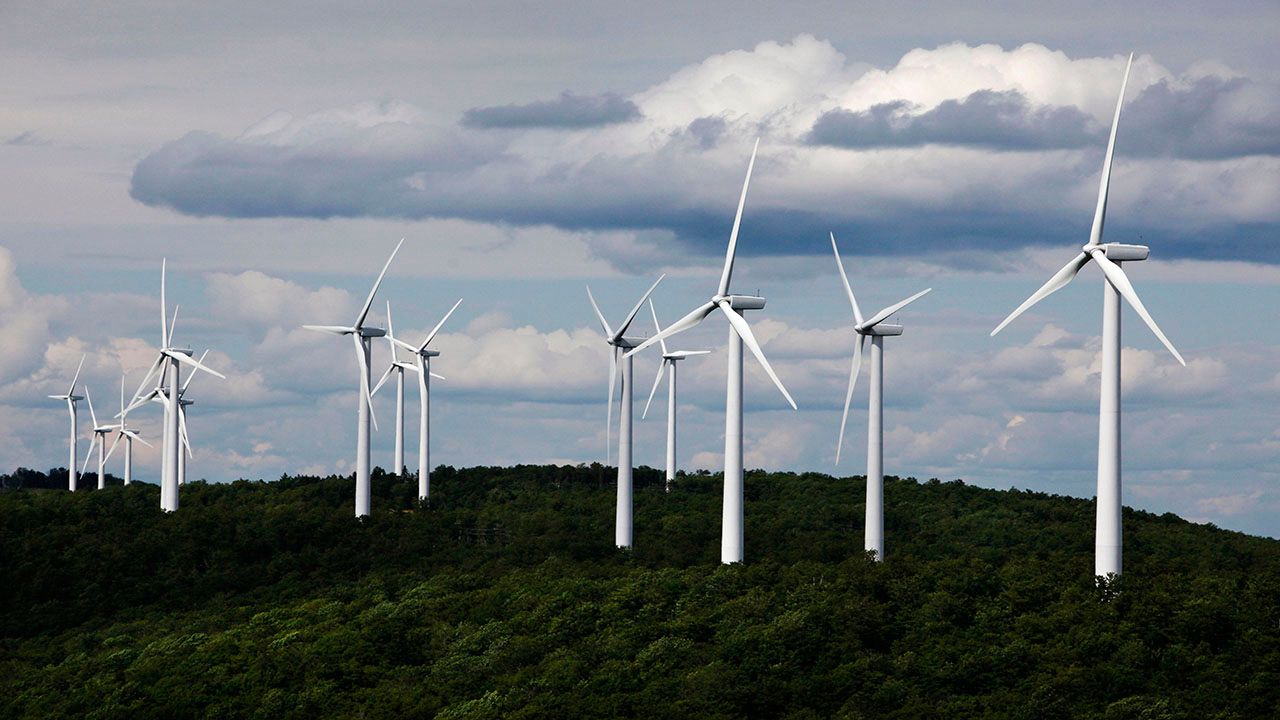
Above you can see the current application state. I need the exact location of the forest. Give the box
[2,464,1277,719]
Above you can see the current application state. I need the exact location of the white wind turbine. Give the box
[125,260,225,511]
[374,298,460,501]
[830,233,931,562]
[48,354,86,491]
[587,275,666,548]
[104,375,151,485]
[641,299,710,492]
[990,53,1185,579]
[627,139,797,564]
[80,387,118,490]
[303,239,403,517]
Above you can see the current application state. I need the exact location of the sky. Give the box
[1,1,1277,537]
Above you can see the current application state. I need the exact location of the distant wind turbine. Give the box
[373,298,460,500]
[48,354,86,491]
[80,386,117,490]
[587,275,665,548]
[990,53,1185,579]
[627,139,797,564]
[303,239,403,517]
[104,375,151,485]
[830,232,931,562]
[641,299,709,492]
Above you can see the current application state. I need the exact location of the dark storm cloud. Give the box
[809,90,1098,151]
[461,92,641,129]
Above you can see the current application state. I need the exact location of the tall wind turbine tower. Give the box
[375,298,461,501]
[587,276,665,548]
[641,300,709,492]
[48,354,86,490]
[830,233,931,562]
[303,239,403,517]
[628,140,797,564]
[990,53,1185,578]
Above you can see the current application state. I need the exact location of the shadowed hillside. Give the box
[2,465,1277,718]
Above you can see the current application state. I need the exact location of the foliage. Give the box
[1,466,1277,718]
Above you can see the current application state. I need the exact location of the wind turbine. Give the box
[303,239,403,517]
[641,299,710,492]
[104,375,151,485]
[627,139,797,564]
[48,354,86,490]
[587,275,665,548]
[125,260,225,511]
[830,233,931,562]
[373,298,460,501]
[80,387,117,490]
[990,53,1185,579]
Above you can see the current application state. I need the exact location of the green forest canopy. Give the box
[2,465,1277,719]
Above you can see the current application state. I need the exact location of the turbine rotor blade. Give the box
[625,300,717,358]
[991,252,1091,336]
[68,354,86,396]
[160,258,168,347]
[179,408,193,458]
[302,325,355,335]
[642,358,667,420]
[717,138,760,297]
[352,334,378,431]
[836,334,866,465]
[1088,53,1134,248]
[355,239,404,329]
[429,372,445,381]
[181,350,209,393]
[421,298,464,350]
[717,301,797,409]
[648,299,669,356]
[125,430,153,448]
[586,286,613,338]
[613,274,666,342]
[371,363,396,397]
[81,438,96,475]
[1090,249,1186,366]
[167,304,180,348]
[85,386,98,428]
[859,288,932,331]
[104,433,122,464]
[830,232,864,324]
[165,350,226,380]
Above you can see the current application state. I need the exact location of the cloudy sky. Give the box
[2,1,1277,537]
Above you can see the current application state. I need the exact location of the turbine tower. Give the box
[81,387,117,490]
[125,260,224,511]
[641,299,709,492]
[175,349,208,486]
[990,53,1185,579]
[48,354,86,491]
[105,375,151,485]
[587,275,665,548]
[830,233,931,562]
[374,298,461,501]
[627,139,797,564]
[303,239,403,517]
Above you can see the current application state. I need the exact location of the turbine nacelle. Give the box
[858,323,903,337]
[360,327,386,338]
[723,294,766,311]
[1094,243,1149,262]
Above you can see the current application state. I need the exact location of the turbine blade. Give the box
[429,372,445,381]
[421,298,463,349]
[717,138,760,297]
[1088,53,1134,248]
[859,288,932,331]
[126,430,154,448]
[991,252,1091,336]
[836,334,866,465]
[648,299,669,356]
[354,239,404,329]
[668,350,712,358]
[160,258,168,347]
[179,408,193,458]
[830,232,864,324]
[391,337,418,354]
[352,334,378,431]
[586,286,613,338]
[625,300,717,358]
[642,358,668,420]
[81,438,96,475]
[613,274,666,341]
[385,300,395,340]
[85,386,98,428]
[181,350,209,393]
[166,350,226,380]
[302,324,354,335]
[371,363,396,397]
[717,301,797,409]
[167,304,180,347]
[68,353,86,396]
[606,345,617,463]
[104,433,122,464]
[119,375,126,416]
[1090,250,1186,366]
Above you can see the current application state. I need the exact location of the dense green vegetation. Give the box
[2,465,1277,719]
